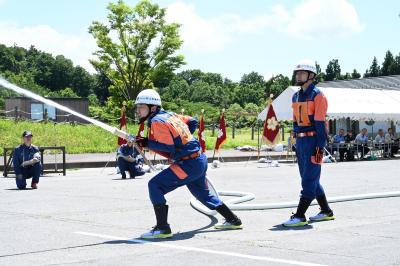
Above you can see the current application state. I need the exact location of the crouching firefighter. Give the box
[12,131,42,189]
[134,89,242,239]
[282,60,335,227]
[117,139,146,179]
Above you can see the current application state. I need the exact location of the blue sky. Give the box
[0,0,399,81]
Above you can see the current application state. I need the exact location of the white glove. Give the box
[33,152,41,161]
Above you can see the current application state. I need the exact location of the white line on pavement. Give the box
[74,231,329,266]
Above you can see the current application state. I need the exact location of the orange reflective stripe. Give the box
[166,115,193,145]
[170,164,188,180]
[314,94,328,121]
[178,114,190,124]
[292,102,311,126]
[307,101,315,116]
[150,121,174,145]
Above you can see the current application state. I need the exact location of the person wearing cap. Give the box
[282,60,334,227]
[134,89,242,239]
[117,139,146,179]
[12,131,42,189]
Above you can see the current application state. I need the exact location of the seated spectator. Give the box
[344,130,355,143]
[385,128,399,157]
[333,128,347,162]
[344,130,356,161]
[375,129,389,157]
[374,129,386,143]
[12,131,42,189]
[117,139,146,179]
[355,128,370,159]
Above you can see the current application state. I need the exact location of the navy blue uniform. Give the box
[117,144,145,178]
[292,83,328,200]
[145,110,222,210]
[12,144,42,189]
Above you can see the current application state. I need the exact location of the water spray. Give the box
[0,77,155,171]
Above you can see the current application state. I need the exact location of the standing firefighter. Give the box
[134,89,242,239]
[282,60,335,227]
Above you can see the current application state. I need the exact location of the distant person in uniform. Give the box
[117,139,146,179]
[12,131,42,189]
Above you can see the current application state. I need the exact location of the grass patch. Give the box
[0,119,290,154]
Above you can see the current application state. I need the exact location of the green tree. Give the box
[71,66,95,97]
[395,53,400,74]
[177,69,204,85]
[47,87,79,98]
[240,72,266,87]
[267,74,290,97]
[88,0,185,108]
[233,83,265,107]
[381,50,398,76]
[161,76,189,102]
[315,62,325,83]
[351,69,361,79]
[364,56,380,77]
[325,59,341,81]
[49,55,74,91]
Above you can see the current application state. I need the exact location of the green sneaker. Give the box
[141,226,173,239]
[309,211,335,222]
[215,219,243,230]
[282,215,308,227]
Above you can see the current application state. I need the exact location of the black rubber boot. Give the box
[141,205,172,239]
[154,204,170,229]
[294,197,313,218]
[121,172,126,179]
[215,203,242,226]
[316,194,332,214]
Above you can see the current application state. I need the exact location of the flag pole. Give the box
[260,94,274,160]
[200,109,205,153]
[212,108,224,161]
[212,110,219,161]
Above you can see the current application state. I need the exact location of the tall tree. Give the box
[315,62,325,83]
[266,74,290,97]
[381,50,396,76]
[325,59,341,81]
[351,69,361,79]
[365,56,380,77]
[89,0,185,107]
[395,53,400,74]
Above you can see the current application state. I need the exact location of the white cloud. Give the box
[0,22,97,72]
[166,0,364,52]
[284,0,364,39]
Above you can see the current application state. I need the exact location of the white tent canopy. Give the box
[258,86,400,122]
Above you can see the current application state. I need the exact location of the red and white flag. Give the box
[214,111,227,151]
[198,111,206,153]
[118,105,127,146]
[262,103,280,145]
[137,121,145,138]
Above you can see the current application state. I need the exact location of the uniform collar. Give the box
[147,109,162,126]
[300,83,315,96]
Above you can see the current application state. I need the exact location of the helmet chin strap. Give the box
[138,105,160,124]
[295,71,314,87]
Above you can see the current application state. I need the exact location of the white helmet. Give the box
[294,59,317,75]
[135,89,161,106]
